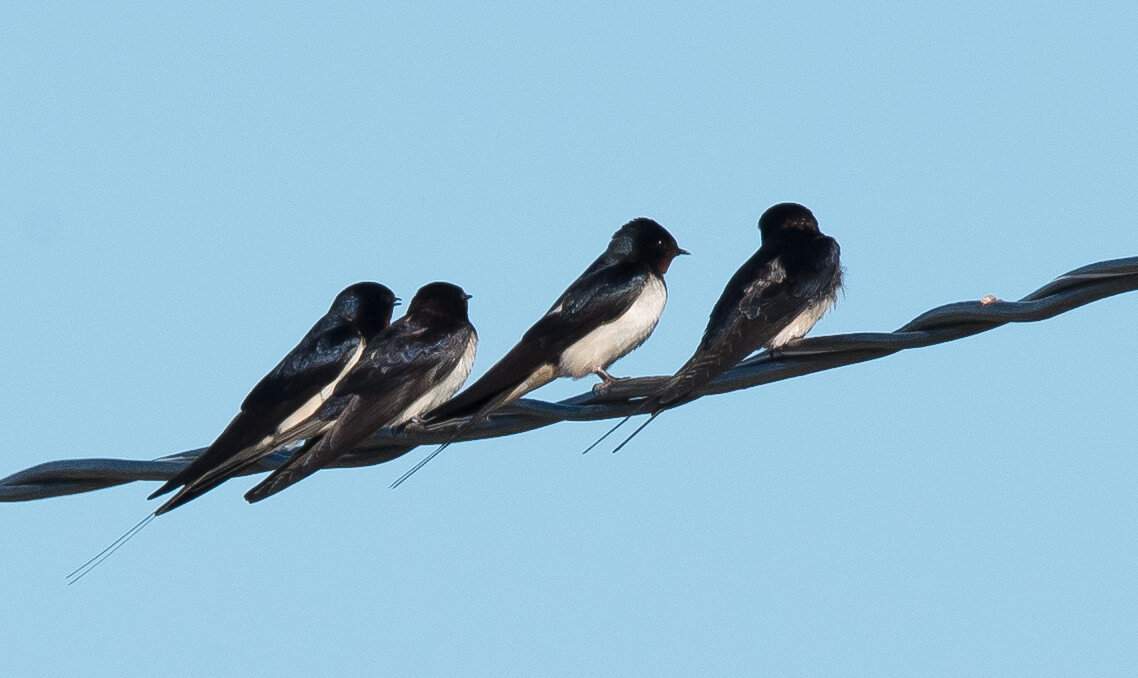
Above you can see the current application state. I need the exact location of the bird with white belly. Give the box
[391,217,688,486]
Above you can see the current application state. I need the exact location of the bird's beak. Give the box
[677,248,691,256]
[464,294,474,300]
[394,297,403,306]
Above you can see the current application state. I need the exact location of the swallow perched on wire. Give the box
[243,282,478,502]
[390,217,688,487]
[597,202,842,453]
[67,282,400,583]
[149,282,400,515]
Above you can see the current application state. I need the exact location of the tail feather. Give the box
[389,387,518,489]
[66,513,156,585]
[154,468,242,516]
[147,411,268,500]
[389,437,458,489]
[148,444,244,501]
[581,416,631,454]
[153,419,327,514]
[610,411,660,454]
[242,435,324,504]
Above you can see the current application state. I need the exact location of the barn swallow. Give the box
[390,218,688,487]
[243,282,478,503]
[66,282,400,583]
[149,282,400,515]
[600,203,842,453]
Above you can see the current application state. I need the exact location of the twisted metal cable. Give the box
[3,256,1136,503]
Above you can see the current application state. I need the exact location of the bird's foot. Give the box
[591,369,627,395]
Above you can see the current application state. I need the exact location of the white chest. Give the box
[767,295,835,348]
[389,333,479,426]
[558,276,667,378]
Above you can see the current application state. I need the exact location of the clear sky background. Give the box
[2,3,1136,676]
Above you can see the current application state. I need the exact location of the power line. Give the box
[3,255,1136,503]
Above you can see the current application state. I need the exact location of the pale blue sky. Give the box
[2,2,1137,676]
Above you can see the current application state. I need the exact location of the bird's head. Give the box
[608,217,689,274]
[758,203,820,240]
[332,282,400,336]
[406,281,472,323]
